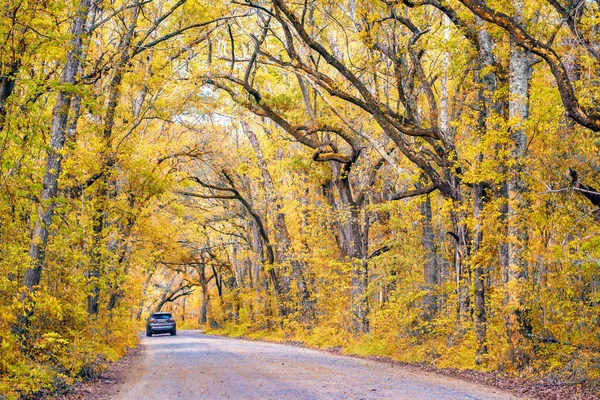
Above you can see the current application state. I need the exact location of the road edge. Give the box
[202,331,597,400]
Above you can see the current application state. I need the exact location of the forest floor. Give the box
[64,330,597,400]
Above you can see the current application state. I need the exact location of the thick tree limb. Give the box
[132,15,238,56]
[569,169,600,221]
[368,245,391,259]
[176,190,237,200]
[155,282,195,312]
[63,171,105,198]
[390,184,437,200]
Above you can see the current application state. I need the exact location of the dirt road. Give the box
[112,330,519,399]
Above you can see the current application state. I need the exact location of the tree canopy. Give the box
[0,0,599,397]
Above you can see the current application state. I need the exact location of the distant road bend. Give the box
[113,330,518,400]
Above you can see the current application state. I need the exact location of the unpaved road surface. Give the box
[112,330,519,400]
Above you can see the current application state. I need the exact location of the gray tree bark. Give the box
[22,0,92,297]
[472,183,487,363]
[331,162,369,333]
[420,194,438,320]
[505,0,533,365]
[197,263,210,325]
[471,16,505,362]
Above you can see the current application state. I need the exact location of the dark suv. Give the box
[146,312,176,336]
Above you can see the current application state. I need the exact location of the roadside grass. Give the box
[345,334,398,358]
[177,320,203,330]
[208,323,252,338]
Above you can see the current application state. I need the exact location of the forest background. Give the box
[0,0,599,398]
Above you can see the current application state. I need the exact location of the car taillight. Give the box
[149,318,156,322]
[168,317,175,322]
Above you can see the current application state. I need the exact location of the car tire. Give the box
[171,329,176,336]
[146,330,152,337]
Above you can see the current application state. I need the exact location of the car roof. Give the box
[151,312,172,315]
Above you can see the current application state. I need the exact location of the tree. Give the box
[21,0,93,317]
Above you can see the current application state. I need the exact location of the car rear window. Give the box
[152,314,171,320]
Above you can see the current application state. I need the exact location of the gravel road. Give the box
[112,330,519,400]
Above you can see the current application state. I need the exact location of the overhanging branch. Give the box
[390,184,437,200]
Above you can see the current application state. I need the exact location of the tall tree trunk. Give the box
[21,0,92,309]
[452,212,471,321]
[472,183,488,363]
[323,180,348,259]
[434,15,452,306]
[506,1,533,365]
[250,221,264,288]
[420,194,438,320]
[471,18,504,361]
[87,198,105,316]
[250,214,285,317]
[198,264,209,325]
[331,162,369,333]
[181,294,187,322]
